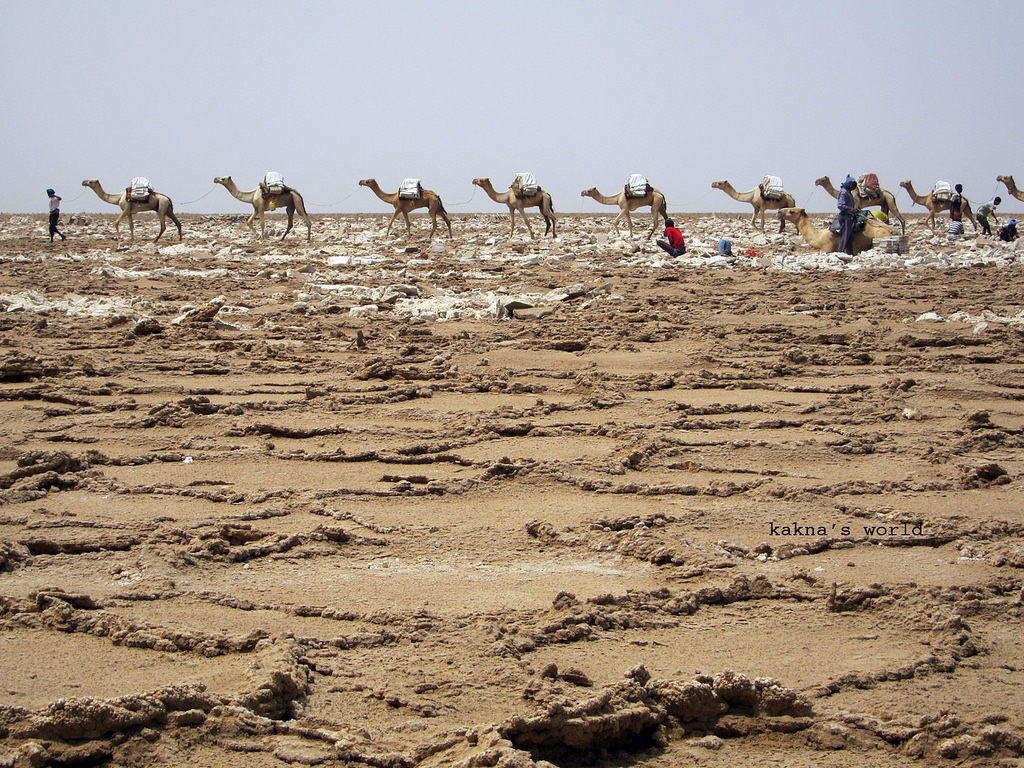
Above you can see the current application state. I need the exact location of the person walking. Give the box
[837,175,858,256]
[976,196,1001,236]
[47,188,66,243]
[655,218,686,257]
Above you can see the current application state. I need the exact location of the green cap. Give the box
[46,188,55,195]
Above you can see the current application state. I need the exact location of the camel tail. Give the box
[437,198,448,215]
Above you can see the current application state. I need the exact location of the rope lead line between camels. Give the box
[177,184,218,207]
[447,186,477,207]
[307,187,361,208]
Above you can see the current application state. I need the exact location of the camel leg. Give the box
[611,211,624,236]
[281,207,295,240]
[114,209,127,239]
[440,209,453,239]
[508,208,516,239]
[293,198,312,242]
[402,211,412,235]
[154,212,166,243]
[168,210,183,241]
[117,209,134,241]
[246,211,260,238]
[426,203,438,240]
[519,206,535,240]
[385,211,400,238]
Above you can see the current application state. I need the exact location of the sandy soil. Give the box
[0,209,1022,767]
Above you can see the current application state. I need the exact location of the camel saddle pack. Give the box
[625,174,652,199]
[512,172,540,198]
[858,173,881,200]
[261,172,288,196]
[759,175,785,201]
[399,178,423,200]
[932,181,953,203]
[128,177,152,203]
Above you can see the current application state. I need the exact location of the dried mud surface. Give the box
[1,211,1023,767]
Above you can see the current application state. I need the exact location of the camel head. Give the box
[471,178,488,188]
[358,179,375,188]
[213,176,232,186]
[899,181,912,191]
[580,187,598,198]
[82,179,99,188]
[710,180,727,190]
[997,175,1015,189]
[814,176,830,188]
[776,207,804,225]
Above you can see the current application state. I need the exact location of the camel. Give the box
[778,207,891,257]
[899,181,977,232]
[213,176,312,241]
[710,180,796,233]
[358,179,453,239]
[81,179,182,242]
[996,175,1024,203]
[472,177,556,239]
[814,176,907,234]
[580,183,668,239]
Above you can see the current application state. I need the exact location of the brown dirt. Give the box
[0,211,1022,767]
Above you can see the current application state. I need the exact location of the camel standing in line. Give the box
[996,175,1024,203]
[814,176,906,234]
[472,178,556,239]
[358,179,453,239]
[710,180,796,233]
[81,179,182,242]
[580,184,668,239]
[778,207,890,256]
[900,181,977,232]
[213,176,312,241]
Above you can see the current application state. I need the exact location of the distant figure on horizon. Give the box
[976,196,1001,236]
[837,175,858,256]
[46,188,66,243]
[656,218,686,257]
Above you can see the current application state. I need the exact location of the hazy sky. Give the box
[6,0,1023,216]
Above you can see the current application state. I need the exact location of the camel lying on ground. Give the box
[778,207,891,256]
[82,179,182,242]
[472,178,556,239]
[815,176,906,234]
[358,179,453,239]
[900,181,976,232]
[711,180,795,232]
[580,184,667,239]
[213,176,312,241]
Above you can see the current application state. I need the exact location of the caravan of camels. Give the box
[76,172,1021,251]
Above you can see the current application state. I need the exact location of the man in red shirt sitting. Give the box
[656,218,686,257]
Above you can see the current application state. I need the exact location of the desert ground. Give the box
[0,208,1023,767]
